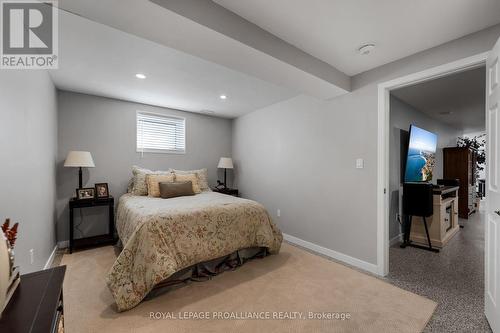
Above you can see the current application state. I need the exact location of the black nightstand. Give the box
[69,196,115,253]
[212,187,239,197]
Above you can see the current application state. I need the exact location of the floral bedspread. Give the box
[106,192,283,311]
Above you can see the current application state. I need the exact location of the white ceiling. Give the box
[392,66,486,132]
[55,0,348,101]
[49,9,296,118]
[214,0,500,76]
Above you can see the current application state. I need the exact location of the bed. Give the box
[106,191,283,311]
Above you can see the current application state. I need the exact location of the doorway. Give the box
[375,52,493,331]
[376,52,489,275]
[385,65,487,331]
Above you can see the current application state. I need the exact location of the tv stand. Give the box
[409,185,460,248]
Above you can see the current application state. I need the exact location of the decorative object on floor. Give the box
[95,183,109,199]
[0,219,20,317]
[64,151,95,189]
[217,157,233,189]
[76,187,95,200]
[69,196,115,254]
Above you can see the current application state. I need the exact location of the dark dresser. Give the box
[0,266,66,333]
[443,147,477,219]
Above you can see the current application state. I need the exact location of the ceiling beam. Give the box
[56,0,350,99]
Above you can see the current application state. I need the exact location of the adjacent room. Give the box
[387,66,488,331]
[1,1,500,332]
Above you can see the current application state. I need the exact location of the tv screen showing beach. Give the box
[404,125,437,182]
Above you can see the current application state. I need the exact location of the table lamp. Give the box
[64,151,95,188]
[217,157,233,188]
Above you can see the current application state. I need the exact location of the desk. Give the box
[410,186,460,248]
[69,196,115,253]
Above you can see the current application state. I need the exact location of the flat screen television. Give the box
[404,125,438,183]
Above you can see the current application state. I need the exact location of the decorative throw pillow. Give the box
[159,181,195,199]
[174,173,201,194]
[173,168,210,191]
[146,174,175,197]
[131,166,172,196]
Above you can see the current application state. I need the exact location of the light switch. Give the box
[356,158,364,169]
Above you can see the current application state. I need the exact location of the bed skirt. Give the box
[144,247,269,300]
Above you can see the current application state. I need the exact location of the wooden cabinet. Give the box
[410,186,460,248]
[443,147,477,219]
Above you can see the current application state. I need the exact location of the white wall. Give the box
[56,91,233,243]
[0,70,58,273]
[388,96,462,239]
[233,25,500,267]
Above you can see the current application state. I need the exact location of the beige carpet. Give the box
[60,243,436,333]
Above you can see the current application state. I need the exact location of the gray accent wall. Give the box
[56,91,232,243]
[388,96,462,240]
[0,70,57,273]
[232,25,500,266]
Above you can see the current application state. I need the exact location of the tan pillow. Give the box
[173,168,210,191]
[160,181,195,199]
[131,166,172,196]
[146,174,175,197]
[174,173,201,194]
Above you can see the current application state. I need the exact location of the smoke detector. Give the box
[358,43,376,55]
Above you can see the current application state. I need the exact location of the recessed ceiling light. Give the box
[219,95,227,100]
[135,73,146,79]
[358,43,376,55]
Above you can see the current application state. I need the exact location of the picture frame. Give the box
[95,183,109,199]
[76,188,95,201]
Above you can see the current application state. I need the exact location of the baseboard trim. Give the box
[57,240,69,249]
[389,233,403,247]
[283,233,378,275]
[44,245,58,270]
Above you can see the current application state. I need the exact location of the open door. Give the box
[486,36,500,333]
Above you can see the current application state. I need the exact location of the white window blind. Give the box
[136,111,186,153]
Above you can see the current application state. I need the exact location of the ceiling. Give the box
[52,0,500,119]
[55,0,349,101]
[49,9,297,118]
[214,0,500,76]
[392,66,486,132]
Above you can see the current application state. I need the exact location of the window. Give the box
[136,111,186,154]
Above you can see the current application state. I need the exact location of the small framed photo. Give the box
[95,183,109,199]
[76,188,95,200]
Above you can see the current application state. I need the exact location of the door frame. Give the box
[376,52,489,276]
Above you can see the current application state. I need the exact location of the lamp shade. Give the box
[217,157,233,169]
[64,151,95,168]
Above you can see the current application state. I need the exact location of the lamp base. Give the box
[78,167,83,189]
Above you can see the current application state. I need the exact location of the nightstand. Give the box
[212,187,239,197]
[69,196,115,253]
